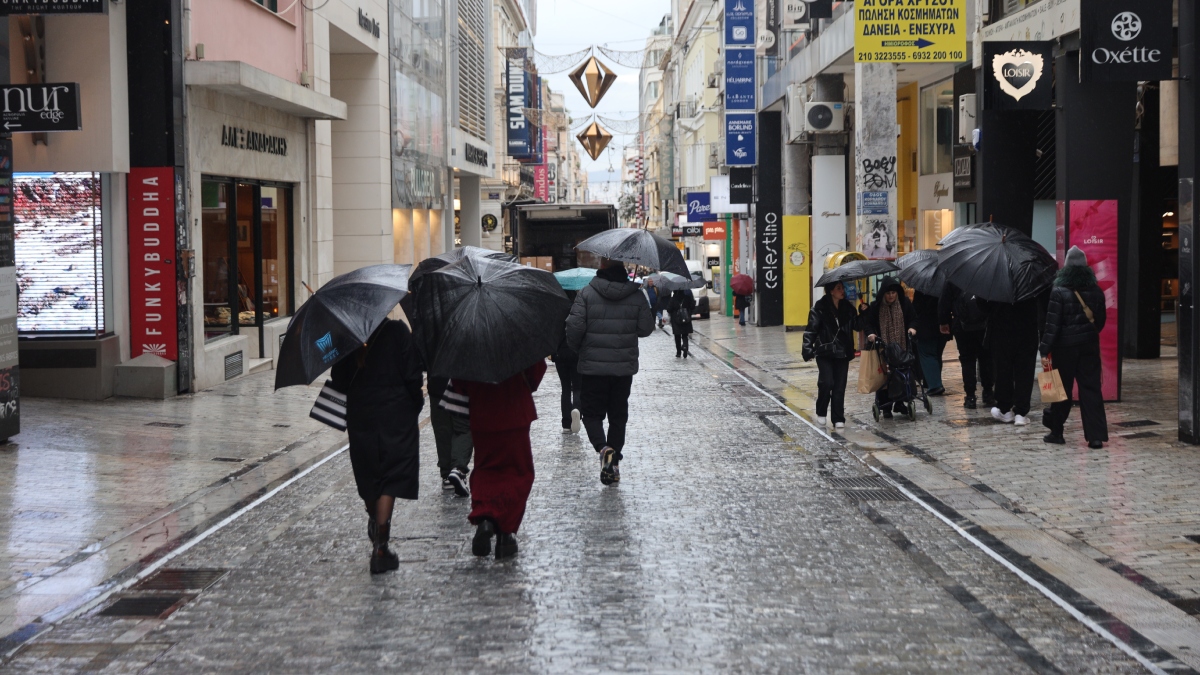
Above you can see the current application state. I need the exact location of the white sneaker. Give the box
[816,416,827,426]
[570,409,581,434]
[991,407,1015,423]
[834,422,845,429]
[1014,414,1029,426]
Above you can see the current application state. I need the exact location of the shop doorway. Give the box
[201,177,294,357]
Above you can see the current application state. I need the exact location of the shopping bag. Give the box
[1038,368,1068,404]
[857,349,887,394]
[309,380,348,431]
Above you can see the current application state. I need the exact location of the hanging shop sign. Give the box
[534,164,549,201]
[953,145,974,188]
[805,0,832,20]
[783,0,806,26]
[0,83,81,133]
[687,192,712,223]
[128,167,179,361]
[983,41,1053,111]
[710,175,749,214]
[506,49,532,159]
[682,224,704,237]
[704,222,727,240]
[725,113,757,166]
[853,0,967,63]
[724,49,756,111]
[729,167,753,203]
[725,0,755,46]
[756,112,784,326]
[1081,0,1172,83]
[0,0,104,13]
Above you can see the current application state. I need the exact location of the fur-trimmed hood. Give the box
[1054,264,1097,290]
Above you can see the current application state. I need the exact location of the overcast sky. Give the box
[533,0,670,190]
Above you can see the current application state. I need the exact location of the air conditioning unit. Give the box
[958,94,976,145]
[786,85,805,143]
[708,153,719,169]
[805,102,845,133]
[707,73,719,88]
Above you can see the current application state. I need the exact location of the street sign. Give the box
[725,0,755,46]
[0,84,81,133]
[0,0,105,14]
[853,0,967,63]
[725,113,757,166]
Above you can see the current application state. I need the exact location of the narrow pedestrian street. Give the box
[0,326,1173,673]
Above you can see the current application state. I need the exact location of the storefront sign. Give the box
[725,113,757,166]
[464,142,489,168]
[953,145,973,188]
[853,0,967,63]
[0,0,104,13]
[220,124,288,156]
[983,41,1053,111]
[729,167,753,203]
[704,222,727,240]
[534,164,549,201]
[672,225,684,238]
[782,215,811,328]
[0,83,80,133]
[706,256,721,267]
[687,192,712,222]
[783,0,806,26]
[683,224,703,237]
[710,175,749,214]
[725,0,755,46]
[506,49,532,159]
[756,112,784,326]
[358,8,381,37]
[724,49,756,111]
[978,0,1079,67]
[1081,0,1172,82]
[128,167,178,361]
[1068,200,1120,401]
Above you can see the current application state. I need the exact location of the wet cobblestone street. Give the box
[0,329,1155,673]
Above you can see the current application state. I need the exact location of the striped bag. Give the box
[438,381,469,418]
[309,380,348,431]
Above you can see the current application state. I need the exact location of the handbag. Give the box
[1038,365,1068,404]
[310,380,348,431]
[857,347,887,394]
[1073,290,1095,324]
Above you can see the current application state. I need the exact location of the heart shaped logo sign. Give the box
[991,49,1044,101]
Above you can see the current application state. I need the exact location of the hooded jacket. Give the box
[861,277,917,340]
[565,265,655,376]
[937,282,988,334]
[1039,265,1107,356]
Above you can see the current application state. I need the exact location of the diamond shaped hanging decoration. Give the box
[576,121,613,161]
[568,56,618,108]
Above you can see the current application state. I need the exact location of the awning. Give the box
[185,61,347,121]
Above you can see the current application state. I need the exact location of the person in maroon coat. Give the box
[459,360,547,560]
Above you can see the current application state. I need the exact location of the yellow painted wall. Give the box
[783,216,812,328]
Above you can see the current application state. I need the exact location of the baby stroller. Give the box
[870,337,933,422]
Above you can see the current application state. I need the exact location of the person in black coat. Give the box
[551,289,583,434]
[331,319,425,574]
[986,291,1048,426]
[1039,246,1109,448]
[912,289,948,395]
[862,277,918,417]
[734,292,752,326]
[939,282,993,409]
[802,281,859,428]
[668,289,696,358]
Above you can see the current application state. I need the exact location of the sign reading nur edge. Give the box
[1081,0,1172,82]
[128,168,179,361]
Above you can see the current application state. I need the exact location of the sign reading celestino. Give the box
[854,0,966,63]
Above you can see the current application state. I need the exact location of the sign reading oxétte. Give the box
[0,84,81,133]
[854,0,967,63]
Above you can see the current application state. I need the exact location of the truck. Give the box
[510,203,617,272]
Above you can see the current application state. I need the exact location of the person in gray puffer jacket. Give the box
[565,259,655,486]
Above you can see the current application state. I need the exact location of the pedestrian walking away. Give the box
[912,288,948,395]
[427,372,474,496]
[552,289,583,434]
[668,289,696,358]
[457,361,548,560]
[565,258,655,486]
[734,291,752,326]
[802,281,859,429]
[986,293,1047,427]
[862,277,917,419]
[330,319,425,574]
[1039,246,1109,448]
[939,282,994,409]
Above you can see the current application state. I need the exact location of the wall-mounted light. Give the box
[1164,211,1176,218]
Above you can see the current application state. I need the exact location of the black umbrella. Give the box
[814,259,900,287]
[936,222,1057,303]
[576,228,689,276]
[401,246,517,317]
[274,264,411,389]
[414,255,571,383]
[896,250,947,296]
[644,271,706,292]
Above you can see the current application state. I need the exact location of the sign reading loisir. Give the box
[1081,0,1172,82]
[983,41,1054,111]
[854,0,967,63]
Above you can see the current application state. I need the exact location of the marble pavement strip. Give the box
[1,331,1144,672]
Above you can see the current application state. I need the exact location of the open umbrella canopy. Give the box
[896,250,947,296]
[814,259,900,287]
[402,246,517,316]
[644,271,705,292]
[414,255,571,383]
[553,267,597,291]
[275,264,411,389]
[937,222,1057,303]
[575,228,689,276]
[730,273,754,296]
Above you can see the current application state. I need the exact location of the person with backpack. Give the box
[1039,246,1109,448]
[802,281,859,429]
[668,289,696,358]
[939,282,994,409]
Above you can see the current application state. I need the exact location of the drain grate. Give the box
[827,476,892,490]
[841,489,908,502]
[146,422,185,428]
[99,595,188,618]
[210,457,244,463]
[1123,431,1160,440]
[133,568,227,593]
[942,418,1001,427]
[1115,420,1161,428]
[272,423,290,428]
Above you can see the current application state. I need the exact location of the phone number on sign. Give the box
[856,50,964,62]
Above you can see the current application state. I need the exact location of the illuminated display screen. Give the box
[15,172,104,333]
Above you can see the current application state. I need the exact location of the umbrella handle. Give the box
[301,281,315,295]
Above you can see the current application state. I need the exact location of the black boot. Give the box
[369,519,400,574]
[495,532,518,559]
[982,389,995,407]
[963,395,977,410]
[1043,432,1066,445]
[473,519,495,557]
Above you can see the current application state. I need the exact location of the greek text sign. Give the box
[128,167,179,361]
[0,83,80,133]
[854,0,967,63]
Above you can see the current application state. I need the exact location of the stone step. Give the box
[246,358,273,375]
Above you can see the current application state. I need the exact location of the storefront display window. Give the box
[15,172,105,334]
[920,79,955,176]
[201,177,293,345]
[921,208,954,251]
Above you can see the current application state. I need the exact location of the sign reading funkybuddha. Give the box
[854,0,967,63]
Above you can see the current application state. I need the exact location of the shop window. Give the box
[920,79,955,176]
[15,172,105,334]
[201,178,293,346]
[921,208,955,250]
[253,0,278,11]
